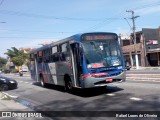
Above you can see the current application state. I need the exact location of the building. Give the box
[19,48,35,53]
[120,27,160,67]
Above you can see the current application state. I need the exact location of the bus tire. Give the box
[40,75,46,87]
[65,76,73,93]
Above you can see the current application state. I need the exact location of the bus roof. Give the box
[30,32,117,54]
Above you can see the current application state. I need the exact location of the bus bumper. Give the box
[83,71,126,88]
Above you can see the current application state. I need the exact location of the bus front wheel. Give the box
[65,77,73,93]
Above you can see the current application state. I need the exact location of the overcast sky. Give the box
[0,0,160,57]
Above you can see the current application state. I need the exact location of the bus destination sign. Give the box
[83,34,116,41]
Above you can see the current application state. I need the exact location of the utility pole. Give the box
[126,10,139,69]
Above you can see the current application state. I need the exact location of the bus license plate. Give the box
[106,78,113,82]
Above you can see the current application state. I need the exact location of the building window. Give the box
[122,40,130,46]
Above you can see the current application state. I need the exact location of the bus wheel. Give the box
[40,76,46,87]
[65,77,73,93]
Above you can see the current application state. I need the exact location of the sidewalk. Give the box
[131,66,160,70]
[0,92,52,120]
[0,92,31,111]
[1,72,31,77]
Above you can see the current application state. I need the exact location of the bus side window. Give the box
[51,46,59,62]
[59,43,69,61]
[38,51,43,63]
[43,49,51,63]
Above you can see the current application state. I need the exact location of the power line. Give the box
[0,9,118,21]
[85,1,160,31]
[0,0,4,7]
[85,11,125,31]
[0,28,76,34]
[133,2,160,10]
[0,1,159,32]
[86,19,119,31]
[124,18,132,30]
[0,36,62,39]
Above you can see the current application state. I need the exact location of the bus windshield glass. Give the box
[81,39,122,69]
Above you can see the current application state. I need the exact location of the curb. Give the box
[127,77,160,80]
[0,92,56,119]
[130,67,160,70]
[126,78,160,83]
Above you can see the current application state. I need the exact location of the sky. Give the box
[0,0,160,58]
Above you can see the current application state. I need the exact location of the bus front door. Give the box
[70,43,82,87]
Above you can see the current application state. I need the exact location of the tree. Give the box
[5,47,24,59]
[0,57,7,68]
[12,56,24,66]
[5,47,29,68]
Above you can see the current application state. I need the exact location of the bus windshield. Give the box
[82,39,122,69]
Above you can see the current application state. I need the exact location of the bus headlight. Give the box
[117,66,122,69]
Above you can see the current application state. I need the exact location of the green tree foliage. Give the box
[0,57,7,68]
[12,56,24,66]
[5,47,29,67]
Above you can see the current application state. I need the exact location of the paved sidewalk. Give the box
[0,92,53,120]
[131,66,160,70]
[1,72,31,77]
[0,92,31,111]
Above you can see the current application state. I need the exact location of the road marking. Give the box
[106,93,116,96]
[19,81,32,84]
[130,97,142,101]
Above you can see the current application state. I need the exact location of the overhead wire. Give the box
[0,28,76,34]
[133,2,160,10]
[0,0,4,7]
[85,1,160,31]
[0,1,159,36]
[0,9,117,21]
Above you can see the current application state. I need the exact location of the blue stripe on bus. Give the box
[82,55,89,74]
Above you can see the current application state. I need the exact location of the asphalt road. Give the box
[2,74,160,120]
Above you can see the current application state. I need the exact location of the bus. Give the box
[29,32,126,91]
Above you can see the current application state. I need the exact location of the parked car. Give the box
[3,69,11,74]
[0,75,18,91]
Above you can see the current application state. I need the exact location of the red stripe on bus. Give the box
[42,67,48,83]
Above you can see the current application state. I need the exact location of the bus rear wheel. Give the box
[65,77,73,93]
